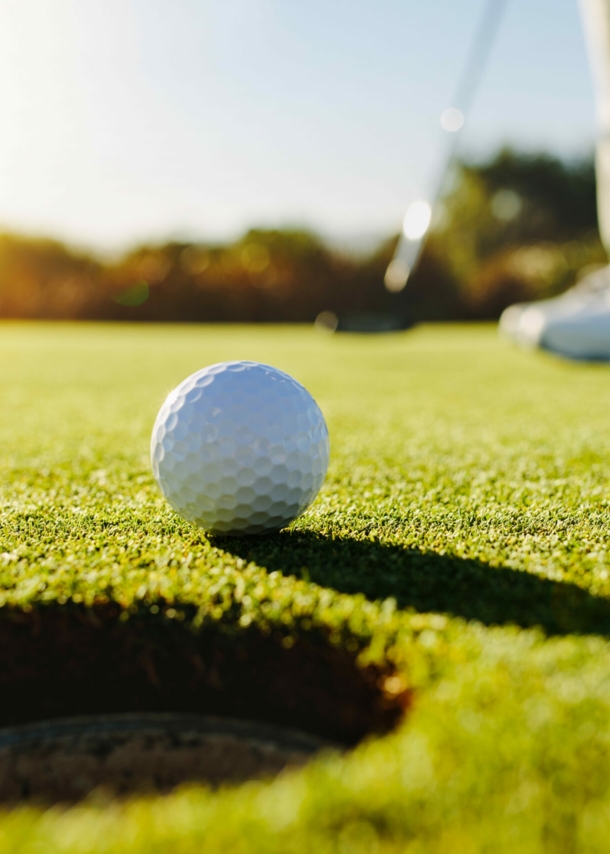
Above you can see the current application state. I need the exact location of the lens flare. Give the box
[440,107,464,132]
[490,189,522,221]
[314,310,339,332]
[403,201,432,241]
[384,259,410,292]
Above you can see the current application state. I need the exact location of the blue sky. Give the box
[0,0,596,251]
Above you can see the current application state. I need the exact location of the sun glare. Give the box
[402,200,432,241]
[384,258,410,292]
[440,107,465,132]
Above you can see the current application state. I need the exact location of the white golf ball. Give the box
[151,361,330,535]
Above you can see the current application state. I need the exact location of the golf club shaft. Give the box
[386,0,510,290]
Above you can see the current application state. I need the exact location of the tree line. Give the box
[0,149,604,323]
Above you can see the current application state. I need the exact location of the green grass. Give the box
[3,322,610,850]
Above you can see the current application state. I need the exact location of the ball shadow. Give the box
[218,529,610,637]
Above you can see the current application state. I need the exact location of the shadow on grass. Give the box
[219,530,610,637]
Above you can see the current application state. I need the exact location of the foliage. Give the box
[3,323,610,849]
[0,229,381,324]
[0,149,606,323]
[426,148,607,317]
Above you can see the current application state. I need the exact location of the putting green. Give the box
[2,322,610,851]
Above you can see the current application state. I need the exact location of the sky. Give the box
[0,0,598,252]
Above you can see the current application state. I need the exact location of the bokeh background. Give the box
[0,0,603,323]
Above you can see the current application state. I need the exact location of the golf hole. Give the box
[0,603,410,802]
[0,713,332,804]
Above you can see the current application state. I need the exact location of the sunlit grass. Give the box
[3,321,610,851]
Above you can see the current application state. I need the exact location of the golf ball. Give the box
[151,361,330,535]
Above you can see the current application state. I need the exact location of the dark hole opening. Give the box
[0,603,410,804]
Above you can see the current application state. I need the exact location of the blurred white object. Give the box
[440,108,465,132]
[498,0,610,359]
[499,265,610,358]
[541,301,610,359]
[580,0,610,249]
[151,361,329,535]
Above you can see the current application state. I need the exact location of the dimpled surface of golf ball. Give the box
[151,361,330,535]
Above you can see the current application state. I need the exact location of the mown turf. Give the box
[3,322,610,851]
